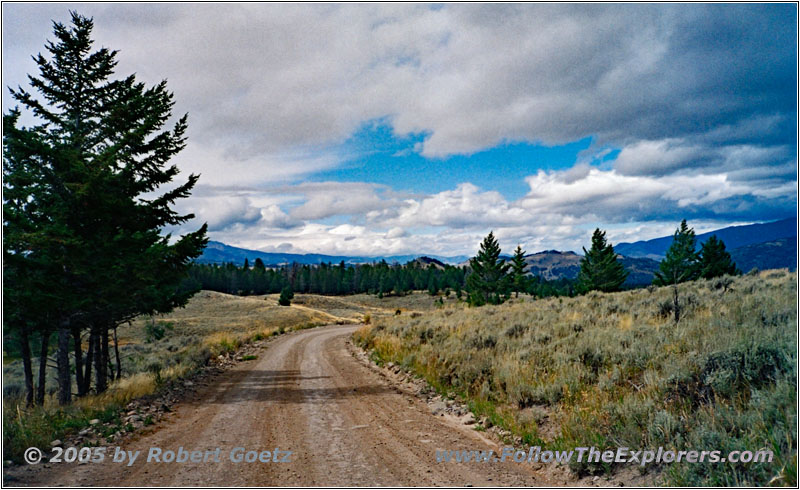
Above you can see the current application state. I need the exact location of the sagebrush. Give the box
[355,271,797,486]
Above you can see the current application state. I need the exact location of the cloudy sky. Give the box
[3,3,797,256]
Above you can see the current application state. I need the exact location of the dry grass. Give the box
[109,290,347,380]
[124,291,334,341]
[355,271,797,486]
[346,291,459,313]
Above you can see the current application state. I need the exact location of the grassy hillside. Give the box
[355,270,797,486]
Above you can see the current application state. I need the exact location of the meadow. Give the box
[354,270,797,486]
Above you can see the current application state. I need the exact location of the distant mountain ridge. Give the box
[614,218,796,260]
[730,237,796,273]
[197,241,469,266]
[522,250,661,286]
[410,256,447,269]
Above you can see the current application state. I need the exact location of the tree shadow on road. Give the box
[201,369,396,405]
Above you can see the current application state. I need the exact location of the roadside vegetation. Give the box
[355,270,796,486]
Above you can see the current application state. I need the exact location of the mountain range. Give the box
[197,241,469,267]
[614,217,796,260]
[521,250,661,286]
[729,237,796,273]
[198,218,796,283]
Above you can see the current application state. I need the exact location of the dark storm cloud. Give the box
[5,3,795,159]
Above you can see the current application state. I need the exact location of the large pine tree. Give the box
[466,231,511,306]
[698,235,738,279]
[653,219,700,286]
[3,12,207,404]
[577,228,628,293]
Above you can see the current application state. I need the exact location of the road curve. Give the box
[10,325,551,486]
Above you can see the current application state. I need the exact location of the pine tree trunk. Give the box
[73,326,85,396]
[82,329,95,395]
[56,326,72,405]
[102,324,112,384]
[672,284,680,323]
[36,331,50,405]
[113,325,122,380]
[19,328,35,407]
[93,325,107,393]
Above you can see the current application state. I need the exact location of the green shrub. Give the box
[278,286,294,306]
[701,342,790,399]
[3,403,121,463]
[145,320,173,343]
[147,362,164,385]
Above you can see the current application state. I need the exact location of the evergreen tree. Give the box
[577,229,628,293]
[466,231,511,306]
[253,258,266,272]
[427,275,438,296]
[278,285,294,306]
[3,13,207,403]
[653,219,700,286]
[3,109,69,405]
[698,235,738,279]
[653,220,701,323]
[510,245,530,298]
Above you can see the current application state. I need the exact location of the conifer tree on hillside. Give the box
[278,285,294,306]
[510,245,531,298]
[427,275,438,296]
[698,235,738,279]
[466,231,511,306]
[577,229,628,293]
[653,219,700,287]
[653,219,701,323]
[253,258,267,272]
[3,13,207,404]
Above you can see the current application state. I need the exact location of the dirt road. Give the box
[9,325,554,486]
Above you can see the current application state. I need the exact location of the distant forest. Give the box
[188,259,576,298]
